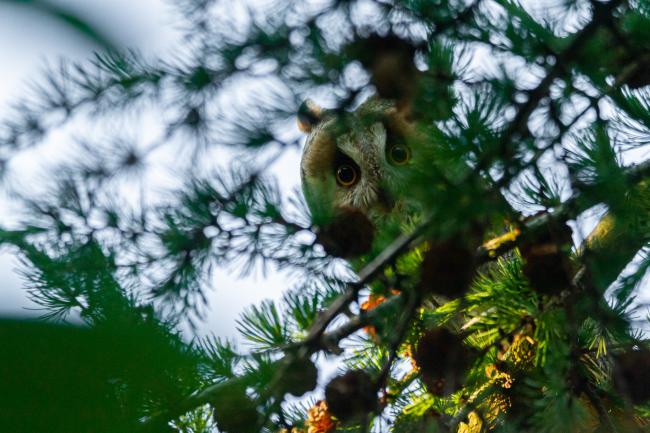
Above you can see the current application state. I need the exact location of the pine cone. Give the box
[325,370,377,421]
[485,363,514,389]
[211,383,259,433]
[316,209,375,258]
[412,328,474,396]
[457,411,483,433]
[496,318,537,372]
[279,356,318,397]
[613,349,650,404]
[419,239,476,297]
[306,401,337,433]
[345,34,419,107]
[519,222,573,295]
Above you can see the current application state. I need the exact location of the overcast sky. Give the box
[0,0,173,314]
[0,0,305,341]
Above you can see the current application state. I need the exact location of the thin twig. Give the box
[300,214,434,350]
[584,384,620,433]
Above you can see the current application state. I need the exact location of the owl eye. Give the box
[336,164,359,187]
[387,143,411,165]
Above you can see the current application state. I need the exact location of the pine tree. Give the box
[2,0,650,432]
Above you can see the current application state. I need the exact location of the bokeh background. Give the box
[0,0,302,339]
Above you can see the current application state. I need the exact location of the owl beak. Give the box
[376,187,395,212]
[315,208,375,258]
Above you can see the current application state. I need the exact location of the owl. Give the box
[297,97,422,257]
[297,96,479,327]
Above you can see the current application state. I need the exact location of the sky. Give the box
[0,0,304,341]
[0,1,168,313]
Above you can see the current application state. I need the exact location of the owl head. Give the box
[298,97,422,257]
[298,98,417,224]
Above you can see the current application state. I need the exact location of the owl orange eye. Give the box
[387,144,411,165]
[336,164,359,187]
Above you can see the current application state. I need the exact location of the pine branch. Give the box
[473,0,625,182]
[318,157,650,350]
[373,288,422,393]
[583,384,620,433]
[0,0,119,51]
[138,215,433,431]
[139,152,650,431]
[143,375,253,433]
[299,214,435,351]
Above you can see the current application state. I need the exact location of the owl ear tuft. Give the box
[297,99,324,133]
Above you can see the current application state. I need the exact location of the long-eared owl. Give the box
[298,97,425,258]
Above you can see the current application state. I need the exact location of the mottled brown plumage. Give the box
[299,98,419,254]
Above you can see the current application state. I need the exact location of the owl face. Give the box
[299,98,415,225]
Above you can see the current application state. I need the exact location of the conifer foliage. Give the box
[3,0,650,432]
